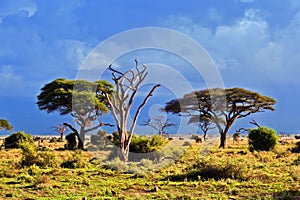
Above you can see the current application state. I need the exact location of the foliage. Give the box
[165,87,276,148]
[0,119,13,131]
[109,133,169,161]
[4,131,34,149]
[169,158,245,181]
[65,133,77,150]
[37,78,114,149]
[0,139,300,199]
[130,135,168,153]
[19,142,58,168]
[248,126,278,152]
[291,141,300,153]
[129,135,168,161]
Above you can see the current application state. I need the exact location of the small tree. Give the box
[248,126,278,151]
[0,119,13,131]
[104,60,160,162]
[37,78,114,149]
[188,114,216,141]
[140,116,175,137]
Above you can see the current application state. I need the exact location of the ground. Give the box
[0,136,299,199]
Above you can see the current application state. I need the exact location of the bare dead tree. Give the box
[56,123,67,140]
[140,116,175,137]
[104,60,161,162]
[250,119,261,127]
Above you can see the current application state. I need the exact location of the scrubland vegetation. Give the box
[0,133,299,199]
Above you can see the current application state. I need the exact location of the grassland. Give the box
[0,137,299,199]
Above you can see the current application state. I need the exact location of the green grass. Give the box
[0,138,299,199]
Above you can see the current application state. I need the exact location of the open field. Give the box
[0,137,299,199]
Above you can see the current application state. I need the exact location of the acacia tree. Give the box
[37,78,114,149]
[104,60,160,163]
[165,88,276,148]
[188,114,216,141]
[0,119,13,131]
[140,116,175,137]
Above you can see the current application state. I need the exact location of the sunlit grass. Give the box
[0,137,299,199]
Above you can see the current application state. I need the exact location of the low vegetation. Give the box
[0,134,299,199]
[4,131,34,149]
[248,126,278,152]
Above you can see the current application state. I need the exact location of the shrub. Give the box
[130,135,168,153]
[248,126,278,152]
[168,158,245,181]
[4,131,34,149]
[19,142,58,168]
[65,132,77,150]
[108,134,169,162]
[291,141,300,153]
[90,130,109,149]
[190,134,202,143]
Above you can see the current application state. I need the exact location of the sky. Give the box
[1,0,300,135]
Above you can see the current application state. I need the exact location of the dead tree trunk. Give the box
[105,60,160,163]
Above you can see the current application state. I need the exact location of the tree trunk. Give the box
[219,131,226,148]
[118,128,129,163]
[203,131,207,141]
[78,126,85,150]
[118,146,129,163]
[60,131,64,140]
[219,118,237,148]
[159,130,163,136]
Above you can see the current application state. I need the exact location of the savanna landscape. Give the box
[0,132,299,199]
[1,1,300,200]
[0,61,299,200]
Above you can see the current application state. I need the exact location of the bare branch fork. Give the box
[105,60,161,162]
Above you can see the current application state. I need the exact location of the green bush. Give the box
[130,135,168,153]
[108,134,169,162]
[65,132,77,150]
[19,142,58,168]
[248,126,278,152]
[4,131,34,149]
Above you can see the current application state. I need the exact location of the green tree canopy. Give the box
[0,119,13,131]
[37,78,114,149]
[165,87,276,148]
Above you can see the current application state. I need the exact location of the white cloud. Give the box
[0,0,37,23]
[163,8,300,85]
